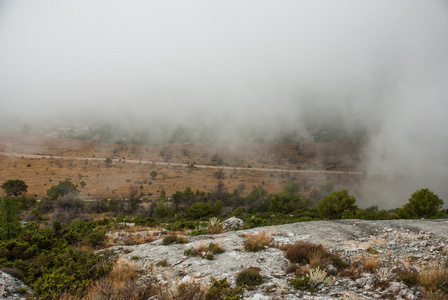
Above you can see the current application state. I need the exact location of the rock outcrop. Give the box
[220,216,245,231]
[115,219,448,299]
[0,271,33,300]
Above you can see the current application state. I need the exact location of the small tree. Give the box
[318,189,357,219]
[0,196,21,239]
[187,202,213,219]
[105,157,113,167]
[46,179,79,200]
[398,188,444,219]
[150,171,158,180]
[1,179,28,197]
[270,191,302,214]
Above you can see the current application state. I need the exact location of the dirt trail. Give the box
[0,151,362,175]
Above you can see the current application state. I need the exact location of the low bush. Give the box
[284,241,332,265]
[243,231,271,252]
[162,235,188,245]
[236,267,264,287]
[289,277,314,291]
[205,277,245,300]
[184,243,225,259]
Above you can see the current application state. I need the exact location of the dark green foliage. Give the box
[105,157,112,166]
[398,188,444,219]
[235,267,264,287]
[212,200,224,215]
[1,179,28,196]
[0,197,21,239]
[186,202,213,219]
[318,189,357,219]
[245,186,270,213]
[150,170,158,179]
[289,277,315,291]
[355,205,391,220]
[0,221,111,299]
[154,201,175,219]
[233,206,245,217]
[270,191,302,214]
[330,256,350,270]
[46,179,79,200]
[162,235,188,245]
[134,217,158,227]
[164,220,198,231]
[205,277,244,300]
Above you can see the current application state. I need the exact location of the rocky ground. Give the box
[116,219,448,299]
[2,219,447,299]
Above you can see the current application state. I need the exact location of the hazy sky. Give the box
[1,1,448,206]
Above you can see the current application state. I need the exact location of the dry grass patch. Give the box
[207,217,224,234]
[80,261,155,300]
[359,255,380,273]
[418,263,448,296]
[243,231,272,252]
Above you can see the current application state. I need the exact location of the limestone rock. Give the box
[220,216,245,231]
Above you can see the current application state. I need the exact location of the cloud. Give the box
[0,1,447,207]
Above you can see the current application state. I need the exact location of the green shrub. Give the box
[46,179,79,200]
[154,202,175,219]
[186,202,213,219]
[232,206,245,217]
[205,277,244,300]
[236,267,263,287]
[157,259,168,267]
[366,247,378,255]
[162,235,188,245]
[317,189,357,219]
[330,256,350,270]
[289,276,314,291]
[162,235,179,245]
[398,188,444,219]
[134,217,158,227]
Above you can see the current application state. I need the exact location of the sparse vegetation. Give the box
[184,242,225,259]
[0,137,447,299]
[235,267,264,287]
[162,234,188,245]
[284,241,333,265]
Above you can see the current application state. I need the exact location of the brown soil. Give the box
[0,134,364,199]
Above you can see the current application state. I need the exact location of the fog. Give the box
[1,1,448,207]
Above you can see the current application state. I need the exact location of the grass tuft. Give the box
[243,231,272,252]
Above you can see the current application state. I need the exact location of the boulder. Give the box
[220,216,245,231]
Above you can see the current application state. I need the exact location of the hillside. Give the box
[0,134,364,200]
